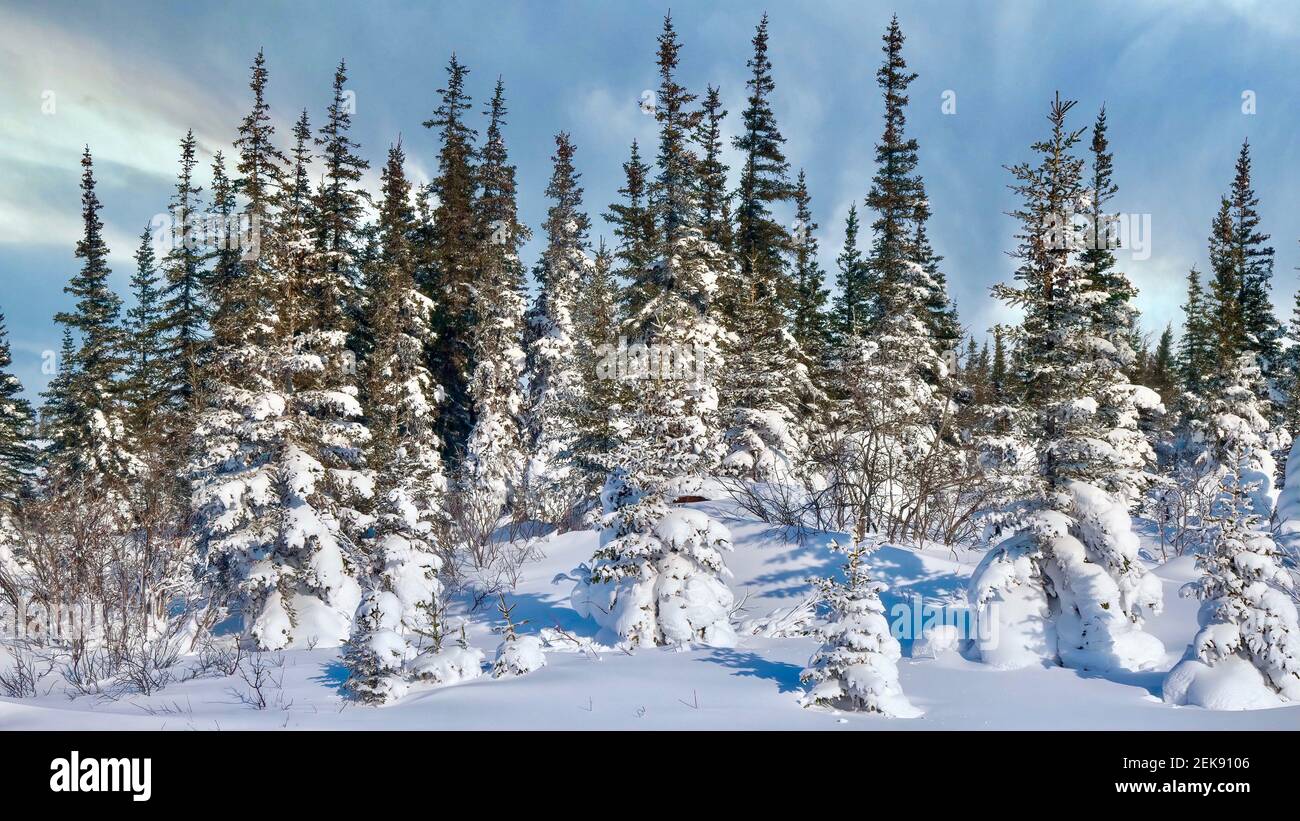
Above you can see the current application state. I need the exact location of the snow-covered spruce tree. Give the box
[287,105,373,638]
[0,309,34,631]
[313,60,370,337]
[618,13,726,484]
[606,139,657,318]
[831,203,870,343]
[1227,145,1292,486]
[191,55,362,650]
[572,458,737,648]
[1227,141,1281,401]
[364,140,448,549]
[122,228,170,440]
[790,170,832,362]
[800,523,922,717]
[818,17,963,542]
[522,132,592,524]
[966,324,1036,544]
[696,85,734,259]
[458,76,529,535]
[0,310,34,536]
[492,595,546,678]
[43,148,138,495]
[570,15,735,649]
[968,94,1164,672]
[206,149,239,303]
[158,129,209,425]
[570,242,622,488]
[300,65,376,549]
[1079,106,1161,510]
[719,13,811,480]
[343,472,446,703]
[1164,353,1300,708]
[1204,193,1286,511]
[343,138,451,704]
[908,177,960,359]
[421,54,481,457]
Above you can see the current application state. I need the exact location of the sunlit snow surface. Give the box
[2,501,1297,730]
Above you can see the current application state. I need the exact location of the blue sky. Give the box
[2,0,1298,400]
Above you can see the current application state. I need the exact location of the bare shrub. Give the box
[231,651,290,711]
[718,474,813,534]
[184,632,244,681]
[0,640,54,698]
[60,639,121,698]
[113,627,183,696]
[1145,457,1218,560]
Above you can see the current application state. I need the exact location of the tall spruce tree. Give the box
[122,228,168,439]
[1080,108,1134,338]
[819,17,963,542]
[158,129,208,418]
[1079,105,1159,508]
[344,141,448,703]
[1207,197,1248,375]
[364,139,447,523]
[295,102,372,551]
[0,312,35,515]
[790,170,831,357]
[607,140,657,322]
[1176,266,1216,407]
[572,14,734,649]
[968,94,1164,672]
[720,14,811,479]
[832,203,870,340]
[696,85,733,257]
[314,59,370,344]
[732,13,794,314]
[1229,141,1280,388]
[863,16,922,328]
[648,13,703,263]
[192,53,364,650]
[523,132,591,523]
[908,178,960,354]
[571,241,622,485]
[460,75,528,524]
[617,12,725,473]
[45,147,135,489]
[422,54,480,458]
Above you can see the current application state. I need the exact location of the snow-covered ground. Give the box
[2,501,1297,730]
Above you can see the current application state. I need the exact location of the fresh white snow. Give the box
[2,500,1297,730]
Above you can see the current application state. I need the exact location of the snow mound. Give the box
[913,623,961,658]
[494,635,547,678]
[409,645,485,685]
[1163,653,1286,711]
